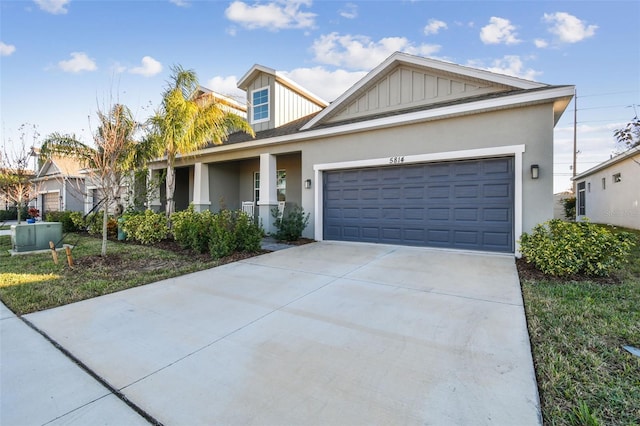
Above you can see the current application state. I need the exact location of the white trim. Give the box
[238,64,328,107]
[313,145,525,255]
[302,51,549,130]
[156,85,572,165]
[250,86,270,124]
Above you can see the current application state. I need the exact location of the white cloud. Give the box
[339,3,358,19]
[169,0,189,6]
[0,42,16,56]
[281,67,367,102]
[129,56,163,77]
[543,12,597,43]
[480,17,521,45]
[424,19,447,35]
[205,75,245,102]
[34,0,70,15]
[225,0,315,30]
[474,55,542,81]
[312,32,441,69]
[58,52,97,73]
[534,38,549,48]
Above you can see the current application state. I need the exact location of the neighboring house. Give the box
[553,190,574,220]
[573,146,640,230]
[148,52,575,254]
[30,155,86,215]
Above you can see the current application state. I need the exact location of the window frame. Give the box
[251,86,270,124]
[613,173,622,183]
[277,170,286,202]
[601,177,606,190]
[577,181,586,216]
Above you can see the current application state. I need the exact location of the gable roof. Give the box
[573,146,640,180]
[34,155,85,180]
[302,51,550,130]
[237,64,329,108]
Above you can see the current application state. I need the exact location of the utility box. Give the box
[11,222,63,253]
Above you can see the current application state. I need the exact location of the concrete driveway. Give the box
[22,241,540,425]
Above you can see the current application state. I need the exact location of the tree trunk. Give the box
[165,165,176,218]
[101,194,109,256]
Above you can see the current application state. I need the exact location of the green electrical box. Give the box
[11,222,63,253]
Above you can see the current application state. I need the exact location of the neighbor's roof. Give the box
[572,146,640,181]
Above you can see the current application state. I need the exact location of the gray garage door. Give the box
[323,157,514,252]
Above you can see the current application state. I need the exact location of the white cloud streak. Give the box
[205,75,246,102]
[424,19,447,35]
[58,52,97,73]
[472,55,542,81]
[34,0,70,15]
[0,42,16,56]
[282,67,367,102]
[169,0,189,7]
[312,32,441,69]
[480,17,521,45]
[339,3,358,19]
[543,12,597,43]
[129,56,163,77]
[225,0,315,30]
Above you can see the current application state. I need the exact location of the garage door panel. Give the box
[323,157,514,252]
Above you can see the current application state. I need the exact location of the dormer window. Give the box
[251,87,269,123]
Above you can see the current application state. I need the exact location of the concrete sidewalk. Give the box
[15,242,540,425]
[0,302,149,425]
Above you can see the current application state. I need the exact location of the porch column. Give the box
[192,162,210,212]
[148,169,162,213]
[258,153,278,234]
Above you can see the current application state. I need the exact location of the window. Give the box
[277,170,286,201]
[253,169,285,201]
[587,182,591,192]
[251,87,269,123]
[613,173,621,183]
[254,172,260,202]
[602,177,606,190]
[577,182,586,216]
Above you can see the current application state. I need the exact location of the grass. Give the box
[0,233,226,315]
[521,226,640,425]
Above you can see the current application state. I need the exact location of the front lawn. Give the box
[0,233,259,315]
[520,226,640,425]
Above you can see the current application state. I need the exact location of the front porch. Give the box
[150,152,302,235]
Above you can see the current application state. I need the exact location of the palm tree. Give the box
[41,104,145,256]
[148,65,254,217]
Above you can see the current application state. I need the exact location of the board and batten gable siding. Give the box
[274,83,323,128]
[325,65,507,124]
[247,71,324,132]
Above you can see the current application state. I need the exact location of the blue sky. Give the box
[1,0,638,192]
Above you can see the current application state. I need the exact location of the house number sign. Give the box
[389,156,405,164]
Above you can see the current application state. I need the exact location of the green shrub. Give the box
[209,209,236,259]
[519,219,636,277]
[0,206,28,221]
[235,211,263,252]
[44,210,80,232]
[562,196,576,221]
[271,204,309,241]
[171,206,197,250]
[122,210,168,245]
[69,211,84,230]
[207,209,263,259]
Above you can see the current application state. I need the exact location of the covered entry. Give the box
[322,157,514,252]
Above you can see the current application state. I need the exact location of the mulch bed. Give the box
[515,257,622,285]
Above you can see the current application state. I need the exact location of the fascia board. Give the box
[237,64,276,90]
[150,85,575,165]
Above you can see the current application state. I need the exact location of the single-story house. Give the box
[148,52,575,254]
[31,154,86,215]
[573,146,640,230]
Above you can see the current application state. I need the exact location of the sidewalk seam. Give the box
[19,315,163,426]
